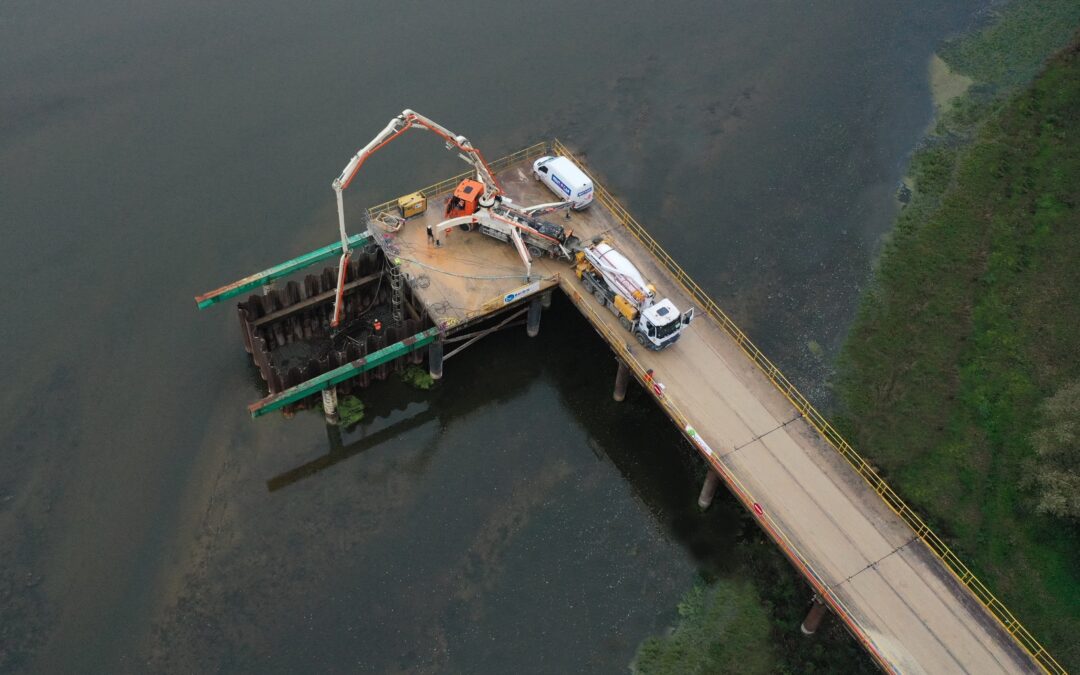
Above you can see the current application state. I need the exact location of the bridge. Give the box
[196,141,1061,674]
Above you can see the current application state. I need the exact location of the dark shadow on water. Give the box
[265,291,746,574]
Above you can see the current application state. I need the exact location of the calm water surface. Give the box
[1,1,985,671]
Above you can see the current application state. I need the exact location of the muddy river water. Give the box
[1,0,987,670]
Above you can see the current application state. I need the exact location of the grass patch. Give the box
[836,33,1080,669]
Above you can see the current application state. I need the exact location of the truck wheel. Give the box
[527,244,544,259]
[593,288,606,306]
[582,277,594,294]
[619,316,633,332]
[636,332,648,347]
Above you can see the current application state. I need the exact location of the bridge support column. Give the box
[321,386,339,425]
[526,297,542,337]
[800,596,828,635]
[428,338,444,380]
[326,419,344,453]
[697,470,721,510]
[540,290,553,309]
[613,360,631,402]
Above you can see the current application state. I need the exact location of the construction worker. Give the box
[426,223,434,246]
[373,318,382,333]
[645,369,665,397]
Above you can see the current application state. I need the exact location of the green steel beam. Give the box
[248,327,439,418]
[195,231,372,309]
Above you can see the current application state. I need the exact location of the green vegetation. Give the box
[836,23,1080,670]
[400,364,436,390]
[337,394,366,427]
[940,0,1080,89]
[633,579,775,675]
[736,532,878,675]
[1028,379,1080,520]
[634,513,877,675]
[636,5,1080,672]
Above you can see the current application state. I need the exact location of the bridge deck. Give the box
[372,154,1039,674]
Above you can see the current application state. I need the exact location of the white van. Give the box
[532,155,594,209]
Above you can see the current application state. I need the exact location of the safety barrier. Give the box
[550,138,1064,675]
[555,274,894,673]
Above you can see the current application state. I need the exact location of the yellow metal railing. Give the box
[366,142,549,219]
[550,138,1065,675]
[555,273,894,673]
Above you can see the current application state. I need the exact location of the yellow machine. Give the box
[612,294,637,322]
[397,191,427,219]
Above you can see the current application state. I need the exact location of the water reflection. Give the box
[267,403,434,493]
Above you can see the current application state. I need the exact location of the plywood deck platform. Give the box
[366,146,1044,674]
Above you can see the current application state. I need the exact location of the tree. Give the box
[1030,380,1080,521]
[632,580,775,675]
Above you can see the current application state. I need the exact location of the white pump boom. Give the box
[328,109,503,327]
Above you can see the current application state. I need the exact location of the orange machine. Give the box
[444,179,485,218]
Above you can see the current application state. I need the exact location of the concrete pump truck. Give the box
[327,109,692,351]
[328,109,575,326]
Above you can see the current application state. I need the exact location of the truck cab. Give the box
[640,300,694,349]
[445,179,486,218]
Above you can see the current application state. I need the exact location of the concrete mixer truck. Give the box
[574,240,694,350]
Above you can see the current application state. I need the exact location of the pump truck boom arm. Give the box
[432,206,578,279]
[516,200,574,217]
[328,109,503,326]
[331,110,501,197]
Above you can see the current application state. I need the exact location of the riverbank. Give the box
[836,7,1080,672]
[634,1,1080,671]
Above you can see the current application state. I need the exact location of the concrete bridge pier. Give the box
[325,419,344,453]
[613,360,631,402]
[800,596,829,635]
[428,338,444,380]
[526,297,542,337]
[540,290,553,309]
[321,386,339,425]
[697,470,721,510]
